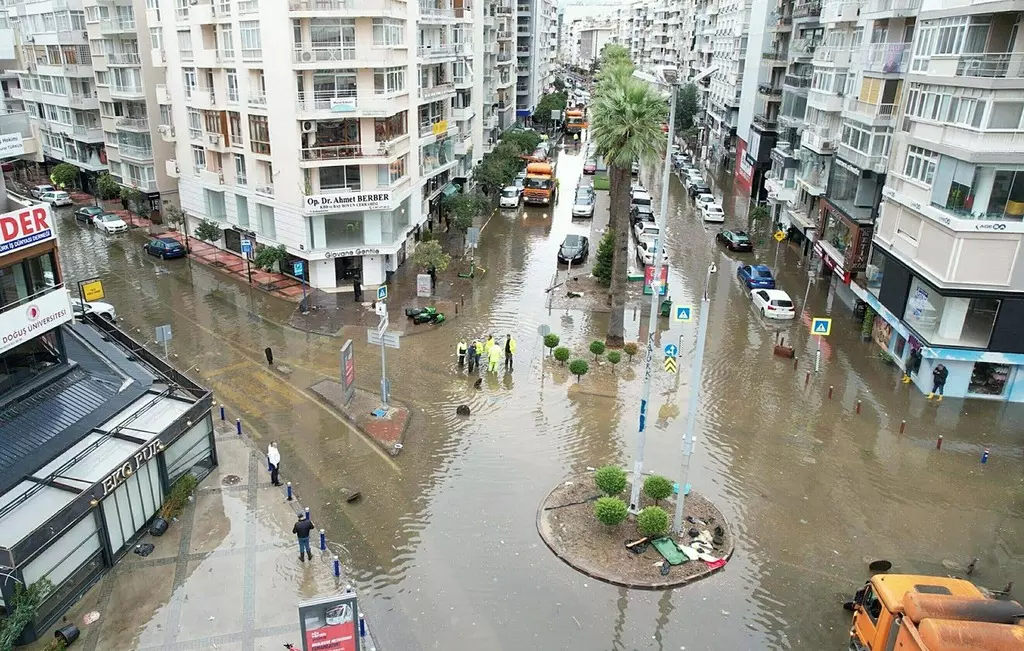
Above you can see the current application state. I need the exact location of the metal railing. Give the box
[100,18,136,33]
[417,44,456,57]
[753,114,778,130]
[954,53,1024,79]
[758,83,783,96]
[420,82,455,98]
[249,92,267,107]
[119,144,154,159]
[107,52,141,65]
[792,0,821,17]
[116,117,150,130]
[784,74,811,88]
[858,42,909,74]
[844,98,896,119]
[301,144,362,160]
[255,183,275,196]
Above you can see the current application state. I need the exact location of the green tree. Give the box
[623,342,639,361]
[254,244,289,272]
[643,475,673,505]
[553,346,570,365]
[607,350,622,368]
[590,70,668,347]
[0,579,53,650]
[161,202,186,230]
[411,240,451,273]
[533,91,568,126]
[749,204,770,223]
[676,83,699,132]
[50,162,79,189]
[96,173,121,200]
[120,186,147,218]
[193,219,223,264]
[594,465,627,496]
[594,497,628,526]
[592,230,614,287]
[471,145,523,195]
[499,129,543,155]
[543,333,560,354]
[569,358,589,382]
[636,506,669,537]
[589,340,606,360]
[552,77,565,92]
[442,192,489,245]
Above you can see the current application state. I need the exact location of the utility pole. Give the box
[628,72,677,513]
[672,263,716,533]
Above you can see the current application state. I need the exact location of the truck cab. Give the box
[523,162,556,206]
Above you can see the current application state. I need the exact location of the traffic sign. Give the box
[811,317,832,336]
[674,306,692,322]
[663,343,678,358]
[774,230,786,242]
[366,329,401,349]
[241,238,252,254]
[374,302,387,317]
[294,261,305,277]
[377,313,389,336]
[377,285,388,301]
[664,357,678,374]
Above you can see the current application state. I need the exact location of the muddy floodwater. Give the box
[51,146,1024,650]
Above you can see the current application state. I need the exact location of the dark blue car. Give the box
[144,237,187,259]
[737,263,776,289]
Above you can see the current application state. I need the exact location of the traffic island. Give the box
[309,380,411,456]
[537,473,734,590]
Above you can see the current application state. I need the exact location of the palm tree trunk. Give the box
[605,164,631,347]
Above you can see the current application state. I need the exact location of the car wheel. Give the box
[160,251,166,259]
[761,308,766,317]
[101,313,114,322]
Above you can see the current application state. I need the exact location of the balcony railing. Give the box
[762,49,788,62]
[421,82,455,99]
[792,1,821,17]
[860,0,920,14]
[758,83,783,96]
[100,18,136,34]
[858,42,909,74]
[107,52,141,65]
[69,91,98,107]
[119,144,154,160]
[953,53,1024,79]
[419,118,449,137]
[116,117,150,131]
[255,183,275,197]
[110,84,145,97]
[249,92,267,107]
[837,143,886,173]
[301,144,362,160]
[844,98,896,119]
[72,125,102,140]
[753,114,778,131]
[293,46,356,63]
[783,74,811,88]
[417,44,456,58]
[419,5,455,19]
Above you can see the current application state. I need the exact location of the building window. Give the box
[373,67,405,94]
[311,71,357,99]
[248,115,270,154]
[309,18,355,50]
[903,277,999,348]
[150,27,162,50]
[372,18,403,46]
[187,108,202,140]
[228,111,243,146]
[239,21,262,60]
[989,102,1024,130]
[319,166,361,191]
[226,70,239,102]
[377,155,407,186]
[175,0,190,20]
[374,111,406,141]
[256,203,276,238]
[0,251,57,307]
[235,194,249,227]
[904,145,938,185]
[968,362,1011,396]
[234,153,247,185]
[191,144,206,174]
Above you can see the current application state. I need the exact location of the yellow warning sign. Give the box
[664,357,677,374]
[81,279,105,301]
[774,230,786,242]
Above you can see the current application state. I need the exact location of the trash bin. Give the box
[660,298,672,318]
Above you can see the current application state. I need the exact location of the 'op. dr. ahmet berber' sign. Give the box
[305,190,392,214]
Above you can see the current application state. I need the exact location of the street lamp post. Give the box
[672,262,716,533]
[627,69,678,513]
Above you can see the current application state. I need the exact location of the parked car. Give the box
[751,288,795,320]
[30,184,55,199]
[499,186,522,209]
[631,181,646,194]
[92,212,129,234]
[716,229,753,252]
[630,160,640,175]
[737,263,776,289]
[635,239,669,267]
[701,204,725,223]
[557,234,589,264]
[144,237,187,259]
[630,204,655,225]
[685,175,705,192]
[70,297,116,321]
[572,188,595,218]
[40,190,72,207]
[695,193,716,209]
[630,189,653,211]
[688,182,711,199]
[583,159,597,175]
[74,206,105,223]
[633,221,660,244]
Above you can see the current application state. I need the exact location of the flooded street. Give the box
[51,144,1024,650]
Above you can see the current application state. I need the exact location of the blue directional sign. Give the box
[674,305,693,322]
[293,261,305,277]
[811,317,832,336]
[240,238,252,254]
[377,285,388,301]
[663,343,678,358]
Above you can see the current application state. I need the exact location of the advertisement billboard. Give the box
[339,339,355,404]
[0,288,73,354]
[305,191,392,215]
[643,264,669,296]
[298,592,359,651]
[734,138,753,196]
[0,205,55,256]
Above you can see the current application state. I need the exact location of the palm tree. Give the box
[590,71,668,347]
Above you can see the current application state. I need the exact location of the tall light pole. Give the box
[672,262,716,533]
[627,68,677,513]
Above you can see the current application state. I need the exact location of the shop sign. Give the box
[100,438,163,497]
[847,224,873,271]
[323,247,381,259]
[0,287,72,354]
[0,132,25,157]
[304,191,392,215]
[79,278,105,302]
[0,205,55,256]
[297,592,359,651]
[330,98,357,113]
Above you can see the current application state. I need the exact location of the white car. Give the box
[751,288,795,320]
[695,193,716,209]
[635,239,669,266]
[93,212,129,234]
[630,189,653,210]
[30,184,55,198]
[499,186,521,209]
[572,188,595,218]
[71,297,117,321]
[633,221,660,244]
[40,190,72,207]
[701,204,726,223]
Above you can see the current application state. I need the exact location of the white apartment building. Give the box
[703,0,751,171]
[515,0,556,121]
[155,0,492,290]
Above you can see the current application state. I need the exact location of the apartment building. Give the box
[704,0,750,172]
[851,4,1024,401]
[514,0,555,122]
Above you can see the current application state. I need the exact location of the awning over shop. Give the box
[441,184,460,198]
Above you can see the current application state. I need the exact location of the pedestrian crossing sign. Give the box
[664,357,678,374]
[811,317,832,336]
[674,305,693,322]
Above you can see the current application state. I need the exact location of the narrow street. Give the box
[49,143,1024,650]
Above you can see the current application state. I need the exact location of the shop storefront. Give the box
[815,200,874,285]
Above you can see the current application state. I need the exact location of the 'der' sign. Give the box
[0,205,55,255]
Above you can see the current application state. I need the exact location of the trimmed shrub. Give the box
[543,333,560,353]
[589,340,606,359]
[606,351,622,367]
[569,358,589,381]
[636,506,670,537]
[553,346,570,365]
[594,465,627,496]
[594,497,628,526]
[643,475,673,504]
[623,342,639,361]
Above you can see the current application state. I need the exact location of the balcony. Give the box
[419,117,451,137]
[454,74,472,88]
[206,132,226,150]
[72,125,103,141]
[905,119,1024,159]
[770,13,792,31]
[801,124,836,154]
[482,115,497,129]
[451,105,472,120]
[166,159,180,178]
[494,3,512,14]
[843,98,896,124]
[419,4,456,21]
[813,45,851,67]
[417,44,457,60]
[806,87,843,113]
[110,84,145,100]
[300,144,369,162]
[837,143,887,174]
[453,134,471,156]
[120,144,154,161]
[294,91,407,117]
[255,183,275,198]
[783,74,811,89]
[790,38,820,58]
[100,18,136,34]
[186,87,218,110]
[762,49,788,65]
[199,168,225,186]
[858,42,910,75]
[69,91,99,109]
[289,0,410,14]
[107,53,141,66]
[116,117,150,132]
[913,53,1024,81]
[753,114,778,131]
[859,0,919,17]
[758,83,783,97]
[791,1,821,18]
[497,52,513,64]
[249,92,268,109]
[420,82,455,100]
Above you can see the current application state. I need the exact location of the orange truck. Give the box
[523,162,556,206]
[849,574,1024,651]
[564,109,587,135]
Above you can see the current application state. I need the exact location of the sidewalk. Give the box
[27,421,379,651]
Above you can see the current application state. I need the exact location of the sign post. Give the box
[77,277,105,307]
[154,324,172,359]
[376,285,389,408]
[773,230,785,273]
[339,339,355,405]
[241,238,253,285]
[295,260,307,314]
[811,317,832,372]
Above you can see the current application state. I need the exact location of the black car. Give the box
[144,237,187,259]
[689,182,711,198]
[716,229,753,252]
[74,206,105,223]
[557,234,589,264]
[630,204,655,225]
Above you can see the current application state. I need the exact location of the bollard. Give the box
[333,555,341,577]
[359,613,366,638]
[286,482,293,501]
[460,294,464,306]
[319,529,326,551]
[805,371,810,387]
[981,448,989,464]
[856,400,862,414]
[236,418,242,435]
[900,420,906,435]
[936,435,943,450]
[828,385,834,400]
[305,506,311,520]
[220,405,225,421]
[455,303,458,315]
[793,356,798,370]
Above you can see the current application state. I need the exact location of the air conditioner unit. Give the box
[208,133,220,145]
[301,120,316,133]
[299,50,315,63]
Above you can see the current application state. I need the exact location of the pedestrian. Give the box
[928,364,948,401]
[428,266,437,289]
[504,334,516,372]
[267,441,282,486]
[457,340,467,367]
[487,339,502,373]
[384,256,394,284]
[353,277,362,302]
[293,512,314,562]
[467,340,479,373]
[473,340,483,373]
[903,347,922,384]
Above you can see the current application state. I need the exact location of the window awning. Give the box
[441,184,460,198]
[692,65,718,84]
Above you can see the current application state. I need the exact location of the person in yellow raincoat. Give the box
[483,334,495,356]
[487,340,502,373]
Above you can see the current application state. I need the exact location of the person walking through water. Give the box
[903,347,922,384]
[293,513,314,562]
[487,339,502,373]
[928,363,948,401]
[267,441,282,486]
[456,340,467,367]
[504,334,517,372]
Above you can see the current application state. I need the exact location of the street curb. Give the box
[306,382,413,457]
[535,475,735,591]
